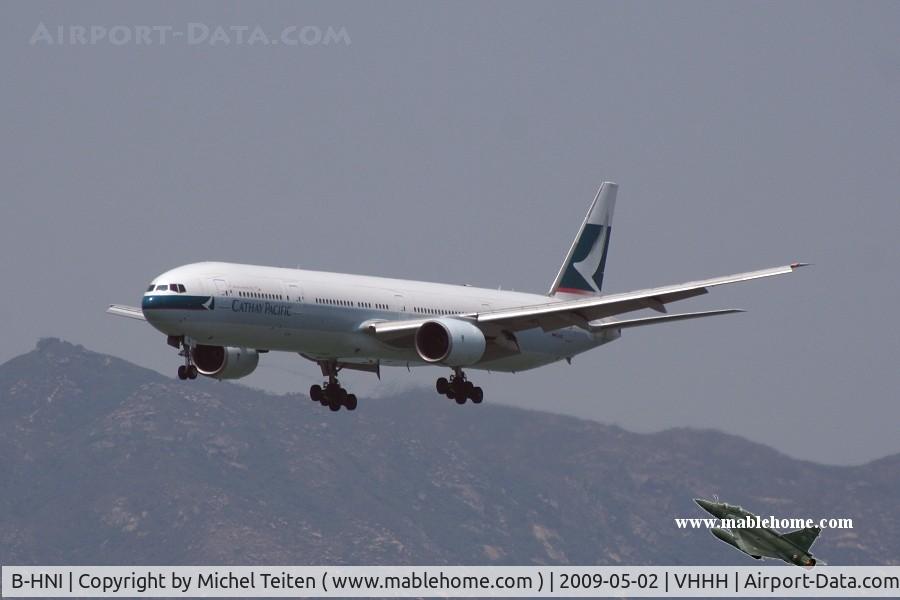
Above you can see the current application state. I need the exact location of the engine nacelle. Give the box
[415,318,486,367]
[191,345,259,380]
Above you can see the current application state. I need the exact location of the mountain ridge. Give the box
[1,338,896,565]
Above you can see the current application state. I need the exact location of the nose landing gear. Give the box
[436,369,483,404]
[174,338,198,380]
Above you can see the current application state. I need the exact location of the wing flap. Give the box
[590,309,744,332]
[106,304,145,321]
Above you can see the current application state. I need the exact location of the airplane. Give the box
[107,182,805,411]
[694,497,821,567]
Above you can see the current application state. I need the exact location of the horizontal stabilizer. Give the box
[106,304,145,321]
[590,309,744,332]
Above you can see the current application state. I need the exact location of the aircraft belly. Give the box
[474,327,614,372]
[735,530,776,558]
[172,303,418,361]
[160,302,617,371]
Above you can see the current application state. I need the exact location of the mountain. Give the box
[0,338,896,565]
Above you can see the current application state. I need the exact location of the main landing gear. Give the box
[309,360,357,412]
[436,368,483,405]
[174,338,198,380]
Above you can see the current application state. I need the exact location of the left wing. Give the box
[782,527,821,552]
[107,304,146,321]
[475,263,805,332]
[368,263,805,339]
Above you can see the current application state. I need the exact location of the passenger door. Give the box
[287,282,303,304]
[213,278,229,297]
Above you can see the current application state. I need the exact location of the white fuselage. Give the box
[141,262,618,372]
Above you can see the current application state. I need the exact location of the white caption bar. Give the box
[2,566,899,597]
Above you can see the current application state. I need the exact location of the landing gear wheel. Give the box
[315,361,360,413]
[177,365,188,380]
[470,386,483,404]
[187,365,198,380]
[439,369,484,405]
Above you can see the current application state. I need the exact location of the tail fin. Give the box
[548,182,617,296]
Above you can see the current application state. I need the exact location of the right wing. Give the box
[106,304,146,321]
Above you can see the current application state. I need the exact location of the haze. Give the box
[2,1,898,465]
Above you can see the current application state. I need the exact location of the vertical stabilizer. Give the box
[548,182,617,295]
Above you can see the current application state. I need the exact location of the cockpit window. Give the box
[173,284,186,293]
[147,285,155,292]
[156,284,168,291]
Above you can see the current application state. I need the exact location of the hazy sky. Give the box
[2,1,898,465]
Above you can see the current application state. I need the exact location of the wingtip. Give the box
[790,262,811,269]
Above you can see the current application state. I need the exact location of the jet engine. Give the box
[415,318,486,367]
[792,554,816,567]
[191,344,259,380]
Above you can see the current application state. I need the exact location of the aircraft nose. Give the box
[694,498,717,514]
